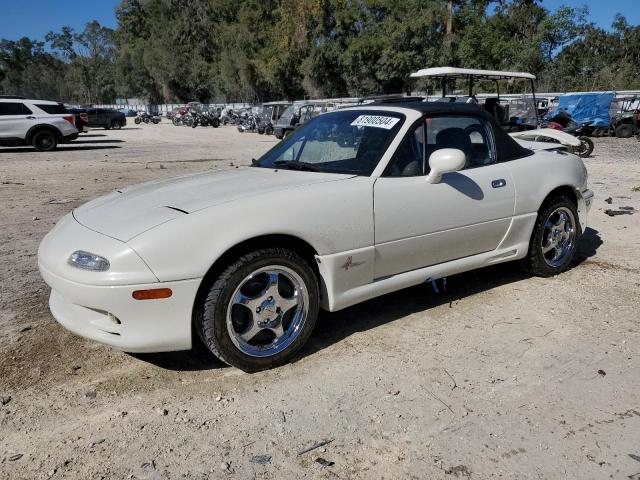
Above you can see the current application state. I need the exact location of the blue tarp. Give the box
[549,92,615,127]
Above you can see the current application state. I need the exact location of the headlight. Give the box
[68,251,110,271]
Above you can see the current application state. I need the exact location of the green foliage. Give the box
[1,0,639,103]
[0,38,68,100]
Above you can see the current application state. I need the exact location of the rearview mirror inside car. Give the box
[426,148,466,184]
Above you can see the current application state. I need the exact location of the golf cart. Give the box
[410,67,587,156]
[260,101,292,135]
[410,67,539,130]
[611,96,640,138]
[273,100,335,139]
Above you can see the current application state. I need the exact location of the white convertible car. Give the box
[39,102,593,371]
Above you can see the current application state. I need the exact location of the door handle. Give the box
[26,116,36,119]
[491,179,507,188]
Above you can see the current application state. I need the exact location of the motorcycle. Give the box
[191,110,220,128]
[134,112,161,125]
[221,109,240,125]
[541,110,594,158]
[236,113,271,134]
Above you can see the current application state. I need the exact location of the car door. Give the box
[373,114,515,279]
[0,102,37,139]
[85,109,98,127]
[97,109,109,127]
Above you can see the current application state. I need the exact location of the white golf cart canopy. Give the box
[410,67,536,80]
[410,67,539,128]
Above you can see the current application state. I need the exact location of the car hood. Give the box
[74,167,354,242]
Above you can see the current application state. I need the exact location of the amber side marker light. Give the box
[132,288,173,300]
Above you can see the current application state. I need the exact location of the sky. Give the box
[0,0,638,41]
[541,0,640,29]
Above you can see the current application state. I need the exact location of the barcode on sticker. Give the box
[350,115,400,130]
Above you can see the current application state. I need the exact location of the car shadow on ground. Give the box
[79,134,107,138]
[134,227,603,372]
[72,139,125,144]
[0,145,122,153]
[132,338,226,371]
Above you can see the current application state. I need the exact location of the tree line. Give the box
[1,0,639,104]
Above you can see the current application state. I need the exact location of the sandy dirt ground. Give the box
[0,122,639,480]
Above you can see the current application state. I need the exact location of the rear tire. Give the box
[111,120,122,130]
[31,130,58,152]
[523,195,581,277]
[196,248,319,372]
[134,117,141,125]
[614,124,634,138]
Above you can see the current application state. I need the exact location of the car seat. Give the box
[433,127,472,167]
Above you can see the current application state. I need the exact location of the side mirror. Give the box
[426,148,466,184]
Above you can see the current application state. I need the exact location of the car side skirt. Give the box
[316,213,538,312]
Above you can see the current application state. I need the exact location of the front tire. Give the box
[31,130,58,151]
[111,120,122,130]
[524,196,581,277]
[573,136,593,157]
[196,248,319,372]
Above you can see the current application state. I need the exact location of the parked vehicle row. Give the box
[170,104,221,128]
[543,92,640,140]
[0,96,78,151]
[0,96,137,151]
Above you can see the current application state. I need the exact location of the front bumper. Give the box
[38,214,200,352]
[62,132,79,143]
[41,265,199,352]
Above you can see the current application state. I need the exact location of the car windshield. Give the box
[255,109,404,176]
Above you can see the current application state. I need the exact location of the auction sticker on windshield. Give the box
[350,115,400,130]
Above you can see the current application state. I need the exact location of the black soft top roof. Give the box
[367,101,531,161]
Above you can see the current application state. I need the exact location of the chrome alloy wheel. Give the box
[541,206,576,268]
[226,266,309,358]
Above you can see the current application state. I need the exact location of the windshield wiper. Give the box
[273,160,323,172]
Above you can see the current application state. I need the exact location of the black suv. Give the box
[86,108,127,130]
